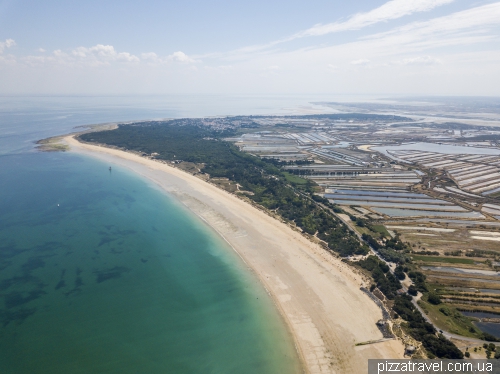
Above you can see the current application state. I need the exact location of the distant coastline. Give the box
[64,134,404,374]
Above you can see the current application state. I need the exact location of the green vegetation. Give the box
[79,122,368,258]
[394,265,406,280]
[370,224,390,237]
[441,291,500,301]
[427,292,442,305]
[281,171,308,185]
[411,255,475,265]
[361,233,410,264]
[412,250,440,256]
[80,120,467,357]
[418,298,483,339]
[485,343,500,359]
[394,294,463,359]
[36,137,69,152]
[355,256,402,299]
[408,271,428,293]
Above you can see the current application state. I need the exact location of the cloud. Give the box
[14,42,197,68]
[0,38,15,53]
[141,52,160,61]
[293,0,454,38]
[140,51,197,64]
[19,44,141,67]
[168,51,195,63]
[206,2,500,90]
[280,2,500,67]
[361,2,500,52]
[229,0,454,55]
[38,48,46,53]
[395,55,443,65]
[72,44,139,63]
[351,59,370,65]
[1,2,498,95]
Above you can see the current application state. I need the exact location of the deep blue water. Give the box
[461,312,500,339]
[0,96,307,373]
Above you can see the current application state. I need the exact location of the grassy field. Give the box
[412,255,475,265]
[417,297,483,339]
[427,277,500,290]
[352,223,393,240]
[282,171,308,185]
[371,224,390,237]
[353,225,373,236]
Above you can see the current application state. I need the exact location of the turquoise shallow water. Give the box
[0,144,300,371]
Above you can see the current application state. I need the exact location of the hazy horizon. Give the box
[1,0,499,96]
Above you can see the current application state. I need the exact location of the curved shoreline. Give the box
[65,135,404,374]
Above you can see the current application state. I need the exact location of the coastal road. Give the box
[411,298,495,344]
[296,187,497,344]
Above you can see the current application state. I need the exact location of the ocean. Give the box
[0,95,323,373]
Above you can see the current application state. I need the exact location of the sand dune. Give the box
[65,135,403,374]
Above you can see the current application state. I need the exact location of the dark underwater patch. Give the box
[74,268,84,287]
[0,260,12,271]
[0,274,44,292]
[0,307,37,327]
[75,276,83,288]
[4,289,47,309]
[63,268,84,296]
[98,236,114,247]
[0,244,28,261]
[123,195,136,203]
[21,257,46,272]
[93,266,131,283]
[34,241,65,253]
[98,227,137,248]
[55,280,66,290]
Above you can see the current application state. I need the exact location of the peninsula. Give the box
[62,105,500,369]
[64,130,403,374]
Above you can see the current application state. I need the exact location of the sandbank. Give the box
[65,135,404,374]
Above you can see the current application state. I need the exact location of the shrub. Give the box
[408,285,418,296]
[393,295,463,358]
[439,307,451,316]
[428,293,442,305]
[395,265,406,280]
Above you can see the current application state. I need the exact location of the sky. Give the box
[0,0,499,95]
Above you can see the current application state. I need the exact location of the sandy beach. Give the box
[65,135,403,374]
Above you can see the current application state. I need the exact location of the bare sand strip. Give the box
[471,236,500,242]
[386,226,456,232]
[65,136,403,374]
